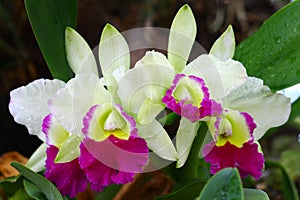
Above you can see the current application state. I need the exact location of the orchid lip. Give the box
[82,103,138,141]
[211,110,256,148]
[162,74,222,122]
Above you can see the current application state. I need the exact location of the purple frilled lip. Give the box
[203,141,264,180]
[203,110,263,179]
[162,74,222,122]
[45,145,87,198]
[79,103,149,191]
[79,135,148,191]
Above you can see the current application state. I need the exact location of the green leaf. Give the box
[234,0,300,90]
[289,98,300,128]
[0,176,22,197]
[24,179,47,200]
[9,188,33,200]
[196,168,243,200]
[158,112,180,126]
[244,189,270,200]
[155,180,205,200]
[165,123,208,182]
[95,184,121,200]
[10,162,63,200]
[24,0,77,81]
[99,24,130,91]
[265,160,299,200]
[280,148,300,180]
[168,4,196,73]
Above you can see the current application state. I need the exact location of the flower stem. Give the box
[163,122,209,184]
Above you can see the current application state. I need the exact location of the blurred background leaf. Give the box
[265,160,299,200]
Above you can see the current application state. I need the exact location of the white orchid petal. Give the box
[210,25,235,61]
[118,64,175,115]
[112,65,126,83]
[176,118,199,168]
[137,98,165,125]
[168,4,197,72]
[55,134,81,163]
[226,77,291,140]
[9,79,65,141]
[26,143,47,172]
[135,51,173,68]
[48,73,112,136]
[65,27,98,76]
[183,54,247,99]
[138,120,177,161]
[99,24,130,90]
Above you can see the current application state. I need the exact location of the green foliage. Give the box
[266,160,299,200]
[290,98,300,128]
[155,180,205,200]
[243,189,270,200]
[234,0,300,91]
[10,162,64,200]
[196,168,243,200]
[280,147,300,180]
[9,189,33,200]
[24,0,78,81]
[165,123,208,183]
[0,176,23,198]
[95,184,122,200]
[24,179,47,200]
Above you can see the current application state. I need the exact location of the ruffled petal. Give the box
[209,25,235,61]
[45,146,87,198]
[162,74,222,122]
[48,73,112,136]
[183,54,247,100]
[225,77,291,140]
[79,136,148,191]
[203,141,264,180]
[9,79,65,141]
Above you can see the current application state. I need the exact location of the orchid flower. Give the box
[9,25,148,196]
[201,26,291,179]
[118,5,247,167]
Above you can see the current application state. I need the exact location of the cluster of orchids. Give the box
[8,5,290,197]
